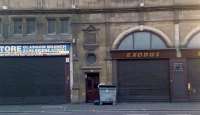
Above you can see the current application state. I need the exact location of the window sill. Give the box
[24,33,36,36]
[59,33,71,36]
[11,34,23,37]
[46,33,57,35]
[13,33,23,35]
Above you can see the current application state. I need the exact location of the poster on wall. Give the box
[0,44,70,56]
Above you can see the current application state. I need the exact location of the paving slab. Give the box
[0,103,200,113]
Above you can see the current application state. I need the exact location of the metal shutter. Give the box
[0,57,70,104]
[117,60,170,102]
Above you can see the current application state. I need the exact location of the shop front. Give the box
[0,43,71,104]
[111,50,177,102]
[110,28,200,102]
[182,49,200,102]
[111,30,177,102]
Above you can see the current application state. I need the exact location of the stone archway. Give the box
[112,25,173,49]
[111,26,173,102]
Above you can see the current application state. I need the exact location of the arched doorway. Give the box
[112,31,171,102]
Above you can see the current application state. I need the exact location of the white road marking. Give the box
[126,114,149,115]
[167,113,192,115]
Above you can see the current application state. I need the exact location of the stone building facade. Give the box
[0,0,199,104]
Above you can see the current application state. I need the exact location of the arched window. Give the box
[118,31,167,50]
[187,32,200,48]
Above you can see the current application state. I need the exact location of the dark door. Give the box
[117,60,170,102]
[188,59,200,101]
[86,73,99,103]
[170,59,189,102]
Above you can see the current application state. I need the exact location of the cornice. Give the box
[0,5,200,15]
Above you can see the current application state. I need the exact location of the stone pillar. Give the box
[175,23,181,58]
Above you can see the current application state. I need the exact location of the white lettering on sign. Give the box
[0,44,70,56]
[65,58,70,63]
[0,46,22,52]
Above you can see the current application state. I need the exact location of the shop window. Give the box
[13,18,23,34]
[118,34,133,50]
[187,32,200,48]
[151,34,166,49]
[118,31,167,50]
[134,32,151,50]
[26,18,36,34]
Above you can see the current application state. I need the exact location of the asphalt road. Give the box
[0,110,199,115]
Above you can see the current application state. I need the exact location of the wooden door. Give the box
[86,73,99,103]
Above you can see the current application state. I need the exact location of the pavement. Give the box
[0,102,200,113]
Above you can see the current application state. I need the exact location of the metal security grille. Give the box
[0,57,69,104]
[117,60,170,102]
[188,59,200,101]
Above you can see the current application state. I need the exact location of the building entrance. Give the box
[86,73,99,103]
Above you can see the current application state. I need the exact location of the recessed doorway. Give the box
[86,73,99,103]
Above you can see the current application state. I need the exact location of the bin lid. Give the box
[98,85,116,88]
